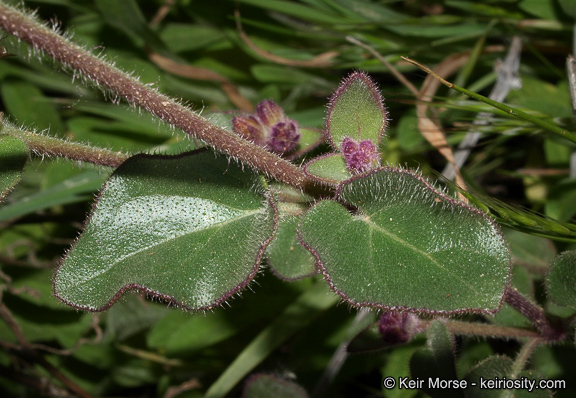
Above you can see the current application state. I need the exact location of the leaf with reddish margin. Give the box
[299,167,511,314]
[54,149,277,312]
[326,71,388,149]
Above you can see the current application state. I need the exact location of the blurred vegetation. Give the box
[0,0,575,397]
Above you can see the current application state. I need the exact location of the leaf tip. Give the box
[326,70,388,148]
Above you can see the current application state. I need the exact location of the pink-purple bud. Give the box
[232,115,265,145]
[378,312,420,345]
[256,100,284,126]
[341,137,379,173]
[232,100,301,154]
[267,120,300,153]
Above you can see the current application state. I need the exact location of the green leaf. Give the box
[287,127,323,159]
[234,0,354,25]
[8,269,71,310]
[161,23,228,53]
[410,321,461,398]
[205,281,338,398]
[251,65,331,88]
[379,343,421,398]
[148,310,249,356]
[544,137,572,167]
[464,356,513,398]
[147,275,297,356]
[513,371,553,398]
[503,228,556,270]
[395,109,426,151]
[111,358,158,388]
[54,150,277,311]
[242,374,309,398]
[0,293,94,349]
[299,167,510,313]
[94,0,165,51]
[303,153,352,184]
[326,71,387,148]
[104,295,169,342]
[559,0,576,19]
[266,215,316,280]
[519,0,560,20]
[545,178,576,223]
[385,20,487,38]
[546,251,576,309]
[507,77,573,119]
[0,170,105,222]
[462,356,551,398]
[0,134,28,201]
[329,0,409,23]
[1,80,65,133]
[444,1,524,18]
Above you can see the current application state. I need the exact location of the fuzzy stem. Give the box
[497,338,544,398]
[510,338,542,378]
[2,122,128,167]
[0,2,313,190]
[503,286,564,341]
[443,320,540,339]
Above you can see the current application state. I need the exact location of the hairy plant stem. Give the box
[443,320,540,339]
[503,286,564,341]
[510,338,542,378]
[0,2,317,191]
[2,122,129,167]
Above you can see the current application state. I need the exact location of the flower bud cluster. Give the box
[232,100,300,154]
[378,311,420,345]
[341,137,380,173]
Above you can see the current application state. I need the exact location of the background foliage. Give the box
[0,0,575,397]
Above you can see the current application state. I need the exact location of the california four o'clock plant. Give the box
[300,71,510,313]
[52,70,511,316]
[5,2,576,397]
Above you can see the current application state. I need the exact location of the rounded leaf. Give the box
[464,356,513,398]
[54,150,276,311]
[299,167,511,314]
[546,251,576,309]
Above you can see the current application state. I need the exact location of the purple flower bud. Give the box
[232,115,265,145]
[378,312,420,345]
[233,100,301,154]
[341,137,379,173]
[256,99,285,126]
[266,120,301,153]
